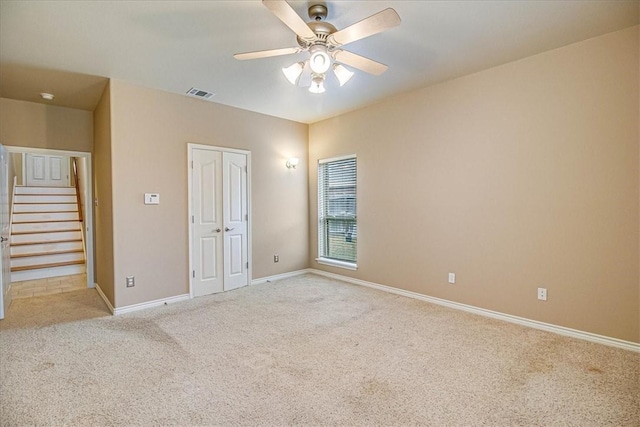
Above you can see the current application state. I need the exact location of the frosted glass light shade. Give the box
[309,46,331,74]
[282,62,304,85]
[309,74,326,94]
[333,64,354,87]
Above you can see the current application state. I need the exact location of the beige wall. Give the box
[309,27,639,343]
[9,153,23,187]
[0,98,93,152]
[109,80,308,308]
[93,83,115,306]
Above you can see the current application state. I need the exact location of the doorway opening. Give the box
[2,146,94,305]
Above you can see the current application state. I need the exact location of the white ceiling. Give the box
[1,1,638,124]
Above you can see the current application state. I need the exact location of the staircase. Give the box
[10,186,86,282]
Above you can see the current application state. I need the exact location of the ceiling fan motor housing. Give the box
[297,21,337,48]
[308,4,328,21]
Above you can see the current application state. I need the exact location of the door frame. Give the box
[0,145,10,319]
[187,143,252,298]
[4,146,95,290]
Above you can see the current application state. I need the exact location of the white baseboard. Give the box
[251,269,311,285]
[94,283,114,314]
[94,284,190,316]
[113,293,191,316]
[309,269,640,353]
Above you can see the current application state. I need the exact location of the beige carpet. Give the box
[1,274,638,426]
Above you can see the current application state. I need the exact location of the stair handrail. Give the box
[72,157,83,223]
[8,175,17,238]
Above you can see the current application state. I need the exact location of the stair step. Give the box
[14,195,77,204]
[11,252,85,268]
[9,186,86,282]
[11,260,85,272]
[12,220,81,233]
[11,263,86,282]
[12,230,82,244]
[12,239,82,247]
[12,212,79,223]
[11,241,84,256]
[15,186,76,195]
[11,249,84,259]
[13,203,78,213]
[12,229,81,235]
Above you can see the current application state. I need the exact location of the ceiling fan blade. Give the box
[329,8,400,46]
[234,47,300,61]
[262,0,316,41]
[333,50,388,76]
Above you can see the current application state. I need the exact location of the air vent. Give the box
[186,87,215,100]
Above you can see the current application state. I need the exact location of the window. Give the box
[317,155,357,270]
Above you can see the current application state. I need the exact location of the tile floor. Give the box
[11,274,87,299]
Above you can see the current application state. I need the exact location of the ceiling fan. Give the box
[234,0,401,94]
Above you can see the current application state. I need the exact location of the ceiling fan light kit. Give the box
[308,45,331,74]
[282,61,305,85]
[309,73,326,94]
[333,64,354,87]
[234,0,401,94]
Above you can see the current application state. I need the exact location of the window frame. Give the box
[316,154,358,271]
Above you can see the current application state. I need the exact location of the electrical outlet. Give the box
[448,273,455,284]
[126,276,135,287]
[537,287,547,301]
[274,255,279,263]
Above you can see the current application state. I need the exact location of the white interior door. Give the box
[0,145,11,319]
[191,149,224,296]
[190,146,249,297]
[26,154,70,187]
[222,152,248,291]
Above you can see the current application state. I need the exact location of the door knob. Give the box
[0,237,7,242]
[213,228,221,233]
[225,227,234,232]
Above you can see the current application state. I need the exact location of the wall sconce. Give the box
[286,158,299,169]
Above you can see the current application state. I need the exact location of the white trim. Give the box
[113,294,190,316]
[187,143,252,298]
[251,268,311,285]
[187,142,250,156]
[309,269,640,353]
[95,283,114,314]
[318,153,356,164]
[3,145,90,158]
[187,145,194,298]
[315,257,357,270]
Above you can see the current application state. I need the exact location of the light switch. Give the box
[144,193,160,205]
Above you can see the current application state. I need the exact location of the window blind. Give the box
[318,156,357,263]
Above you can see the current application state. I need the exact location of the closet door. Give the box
[190,147,249,297]
[191,149,224,296]
[222,151,248,291]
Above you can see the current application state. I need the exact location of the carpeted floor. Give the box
[1,273,638,426]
